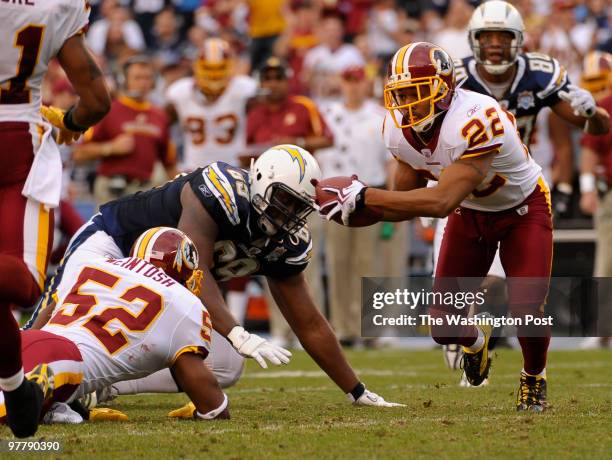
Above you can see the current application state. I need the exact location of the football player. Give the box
[27,145,402,408]
[439,0,610,382]
[317,41,572,411]
[0,0,110,438]
[166,38,258,171]
[1,227,228,436]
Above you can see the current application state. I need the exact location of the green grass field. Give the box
[2,349,611,460]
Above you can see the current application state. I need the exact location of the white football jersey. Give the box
[43,256,212,395]
[166,75,257,170]
[384,88,543,212]
[0,0,89,123]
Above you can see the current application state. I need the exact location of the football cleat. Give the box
[168,402,196,419]
[459,371,489,387]
[461,318,493,386]
[43,402,83,424]
[5,364,55,438]
[516,372,548,412]
[443,344,463,370]
[89,407,129,422]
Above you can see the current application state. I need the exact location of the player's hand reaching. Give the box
[349,388,405,408]
[314,176,367,225]
[40,105,84,145]
[228,326,292,369]
[558,85,597,118]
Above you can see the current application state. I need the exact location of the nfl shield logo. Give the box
[421,148,433,158]
[517,91,535,110]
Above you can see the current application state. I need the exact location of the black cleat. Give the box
[5,364,54,438]
[516,372,548,412]
[461,321,493,387]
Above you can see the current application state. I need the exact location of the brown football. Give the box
[314,176,383,227]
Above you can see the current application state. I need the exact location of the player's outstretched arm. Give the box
[171,353,230,419]
[365,152,495,221]
[268,273,404,407]
[56,34,111,128]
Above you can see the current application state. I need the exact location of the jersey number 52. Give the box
[49,267,163,355]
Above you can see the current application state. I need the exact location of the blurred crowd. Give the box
[40,0,612,346]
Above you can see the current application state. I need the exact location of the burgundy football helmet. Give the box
[384,41,456,131]
[130,227,203,296]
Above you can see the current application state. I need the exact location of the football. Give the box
[314,176,383,227]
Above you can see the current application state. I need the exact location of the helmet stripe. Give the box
[394,45,410,75]
[394,42,422,76]
[135,228,159,260]
[143,228,166,262]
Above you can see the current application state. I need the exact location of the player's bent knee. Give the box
[216,355,245,389]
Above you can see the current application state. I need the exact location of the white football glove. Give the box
[558,84,597,118]
[228,326,292,369]
[319,176,367,225]
[349,388,405,407]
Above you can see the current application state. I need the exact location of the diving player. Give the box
[28,145,402,408]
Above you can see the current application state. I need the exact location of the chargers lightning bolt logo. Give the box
[278,145,306,182]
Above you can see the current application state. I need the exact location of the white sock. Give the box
[464,329,485,353]
[113,368,179,395]
[523,368,546,379]
[0,368,24,392]
[226,291,248,325]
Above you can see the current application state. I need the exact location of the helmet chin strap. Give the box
[412,110,445,133]
[483,62,514,75]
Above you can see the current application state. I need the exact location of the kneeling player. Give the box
[1,227,229,435]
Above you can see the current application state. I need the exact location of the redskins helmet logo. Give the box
[432,48,453,76]
[173,239,199,273]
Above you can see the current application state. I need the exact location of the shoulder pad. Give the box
[200,162,250,227]
[523,53,569,99]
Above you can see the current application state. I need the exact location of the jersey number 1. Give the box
[0,25,45,105]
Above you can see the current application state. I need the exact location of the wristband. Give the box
[355,187,368,211]
[347,382,366,403]
[556,182,573,195]
[580,173,596,193]
[63,106,89,132]
[195,393,229,420]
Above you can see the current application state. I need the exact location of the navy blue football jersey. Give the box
[98,162,312,280]
[454,52,572,146]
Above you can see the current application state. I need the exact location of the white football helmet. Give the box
[249,145,322,237]
[468,0,525,75]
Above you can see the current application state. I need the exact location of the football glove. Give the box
[89,407,129,422]
[349,389,405,407]
[168,402,196,419]
[40,105,83,145]
[317,176,367,225]
[558,84,597,118]
[228,326,292,369]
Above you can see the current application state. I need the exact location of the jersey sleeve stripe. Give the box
[170,345,209,366]
[460,143,503,159]
[292,96,323,136]
[285,239,313,265]
[537,59,566,99]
